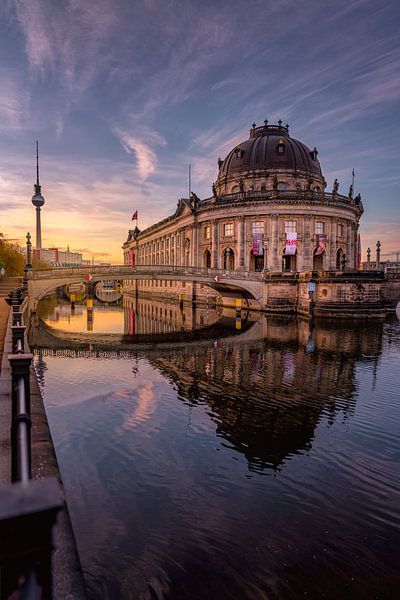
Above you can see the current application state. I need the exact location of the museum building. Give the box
[123,120,363,277]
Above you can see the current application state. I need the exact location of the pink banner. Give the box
[285,232,297,255]
[314,234,326,256]
[252,233,264,256]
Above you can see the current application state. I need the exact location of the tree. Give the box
[0,234,25,276]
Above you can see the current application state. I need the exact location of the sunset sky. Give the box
[1,0,399,263]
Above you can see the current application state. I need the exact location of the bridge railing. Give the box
[0,288,63,599]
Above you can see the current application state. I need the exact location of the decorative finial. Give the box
[252,122,256,128]
[278,119,282,126]
[285,123,289,130]
[264,118,268,125]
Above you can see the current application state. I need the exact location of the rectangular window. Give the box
[315,221,324,235]
[224,223,233,237]
[252,221,264,234]
[285,220,297,234]
[204,225,211,240]
[338,223,344,238]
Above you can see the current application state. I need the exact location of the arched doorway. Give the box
[313,253,324,271]
[282,253,297,271]
[204,250,211,269]
[223,248,235,270]
[184,239,190,266]
[250,251,264,272]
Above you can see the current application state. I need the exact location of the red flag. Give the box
[131,211,138,221]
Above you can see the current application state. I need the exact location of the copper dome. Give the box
[218,122,322,177]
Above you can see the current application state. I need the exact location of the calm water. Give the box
[31,294,400,599]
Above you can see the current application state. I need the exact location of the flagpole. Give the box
[352,168,355,195]
[188,163,191,199]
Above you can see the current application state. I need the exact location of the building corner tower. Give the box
[31,141,45,255]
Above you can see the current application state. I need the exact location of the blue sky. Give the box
[1,0,399,263]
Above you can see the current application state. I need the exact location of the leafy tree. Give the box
[0,233,25,276]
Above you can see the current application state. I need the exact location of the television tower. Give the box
[31,141,45,250]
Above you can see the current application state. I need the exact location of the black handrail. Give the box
[0,288,63,600]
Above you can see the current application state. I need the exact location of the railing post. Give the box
[11,324,26,353]
[0,478,63,600]
[8,353,33,482]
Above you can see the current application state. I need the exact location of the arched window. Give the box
[277,181,287,191]
[276,139,285,154]
[204,250,211,269]
[223,248,235,270]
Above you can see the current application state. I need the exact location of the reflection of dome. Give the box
[218,122,321,177]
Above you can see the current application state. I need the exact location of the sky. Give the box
[0,0,399,264]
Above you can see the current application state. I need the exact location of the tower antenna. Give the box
[36,140,39,184]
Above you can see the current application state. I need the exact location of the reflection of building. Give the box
[123,295,222,335]
[149,317,383,472]
[123,121,363,275]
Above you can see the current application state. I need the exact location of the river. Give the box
[30,292,400,599]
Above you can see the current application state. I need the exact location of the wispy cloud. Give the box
[114,127,166,180]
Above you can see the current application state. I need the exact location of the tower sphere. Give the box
[32,190,45,207]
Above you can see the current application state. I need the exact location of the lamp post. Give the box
[263,239,269,271]
[376,240,381,270]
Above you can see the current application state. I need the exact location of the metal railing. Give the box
[0,288,63,600]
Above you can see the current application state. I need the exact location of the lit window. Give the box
[277,139,285,154]
[315,221,324,234]
[252,221,264,234]
[224,223,233,237]
[204,225,211,240]
[285,220,296,234]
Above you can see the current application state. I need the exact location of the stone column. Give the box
[192,224,198,268]
[330,219,337,270]
[238,216,245,269]
[270,214,280,272]
[346,222,352,270]
[302,217,312,271]
[211,220,219,268]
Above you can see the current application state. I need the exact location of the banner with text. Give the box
[285,232,297,255]
[252,233,264,256]
[314,234,326,256]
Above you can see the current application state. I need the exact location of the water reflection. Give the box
[32,292,260,344]
[30,296,400,599]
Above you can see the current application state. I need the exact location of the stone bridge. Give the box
[25,265,264,311]
[25,265,400,317]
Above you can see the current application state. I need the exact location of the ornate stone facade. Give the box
[123,121,363,275]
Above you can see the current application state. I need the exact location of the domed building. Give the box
[123,120,363,282]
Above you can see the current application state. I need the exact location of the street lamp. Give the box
[263,239,269,271]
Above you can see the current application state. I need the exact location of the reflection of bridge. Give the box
[26,265,264,309]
